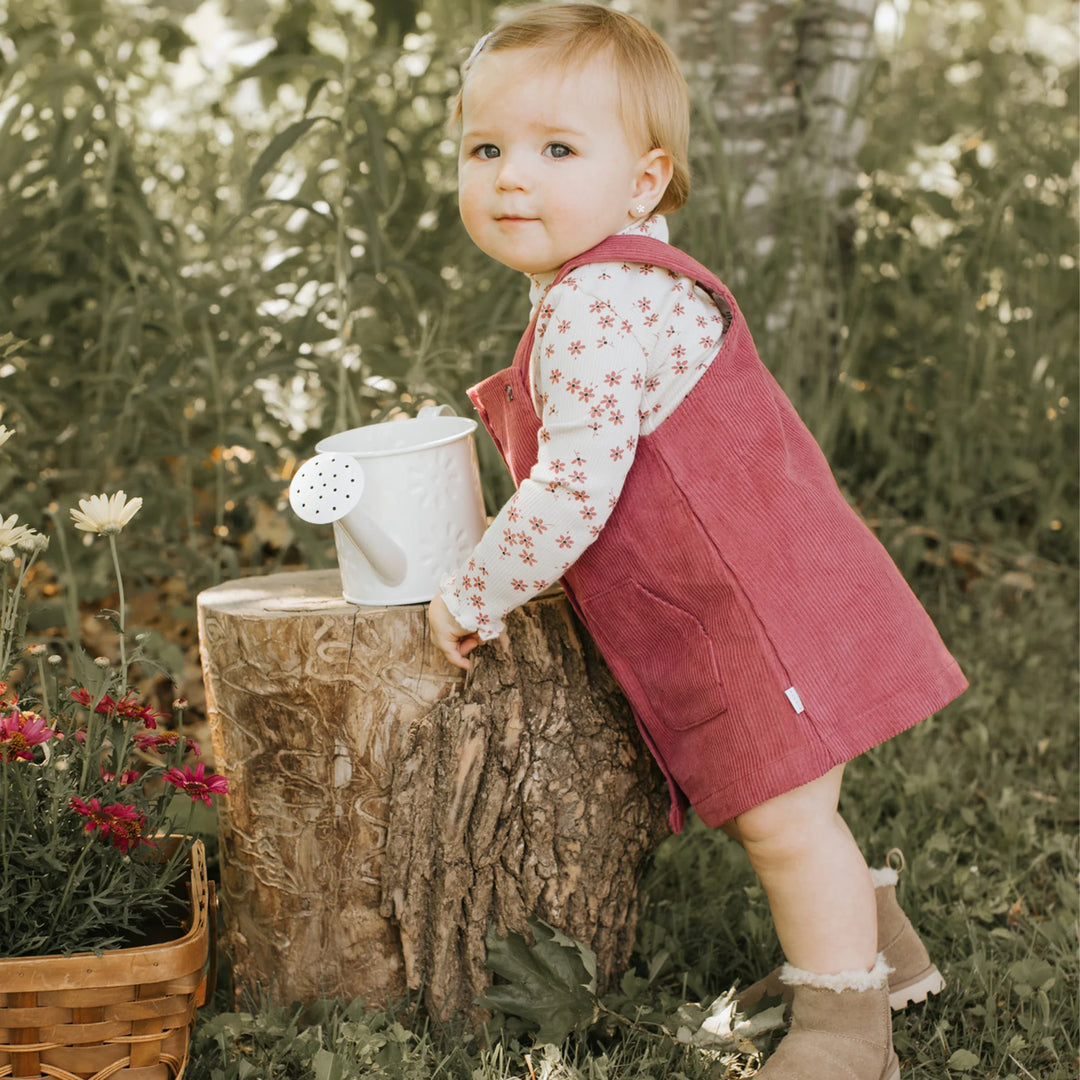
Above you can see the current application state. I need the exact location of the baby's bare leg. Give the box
[734,765,876,974]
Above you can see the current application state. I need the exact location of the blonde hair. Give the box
[450,3,690,214]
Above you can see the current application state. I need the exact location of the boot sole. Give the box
[889,966,945,1010]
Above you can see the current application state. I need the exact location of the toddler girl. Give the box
[427,5,967,1077]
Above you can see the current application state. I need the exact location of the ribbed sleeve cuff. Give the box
[438,574,505,641]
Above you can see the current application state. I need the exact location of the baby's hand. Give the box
[427,592,481,671]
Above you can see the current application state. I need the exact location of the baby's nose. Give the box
[494,155,529,192]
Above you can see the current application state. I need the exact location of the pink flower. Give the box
[163,762,228,806]
[69,797,151,852]
[133,730,200,756]
[69,688,165,729]
[0,708,59,761]
[100,766,142,786]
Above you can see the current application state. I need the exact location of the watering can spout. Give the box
[334,516,407,587]
[288,452,409,587]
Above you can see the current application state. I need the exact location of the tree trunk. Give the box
[656,0,878,234]
[647,0,878,387]
[197,570,668,1016]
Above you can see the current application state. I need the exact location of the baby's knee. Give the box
[734,768,845,852]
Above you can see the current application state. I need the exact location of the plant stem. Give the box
[49,837,95,938]
[47,509,82,647]
[36,654,50,719]
[1,761,9,893]
[108,532,127,690]
[0,567,16,678]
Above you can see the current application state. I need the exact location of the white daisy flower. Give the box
[69,491,143,536]
[14,528,48,555]
[0,514,32,551]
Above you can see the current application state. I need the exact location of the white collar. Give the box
[528,215,670,308]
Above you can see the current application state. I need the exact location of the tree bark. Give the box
[197,570,668,1015]
[656,0,878,230]
[648,0,878,381]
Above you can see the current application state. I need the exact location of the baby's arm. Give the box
[433,280,648,659]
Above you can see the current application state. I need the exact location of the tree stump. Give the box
[197,569,668,1016]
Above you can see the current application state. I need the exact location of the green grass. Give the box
[187,570,1078,1078]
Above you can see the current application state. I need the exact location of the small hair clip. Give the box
[463,32,491,73]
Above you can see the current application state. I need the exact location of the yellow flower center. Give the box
[2,733,28,757]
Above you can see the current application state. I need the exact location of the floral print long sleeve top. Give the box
[442,215,727,640]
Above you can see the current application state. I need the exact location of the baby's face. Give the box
[458,48,649,276]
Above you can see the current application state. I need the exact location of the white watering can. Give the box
[289,404,487,606]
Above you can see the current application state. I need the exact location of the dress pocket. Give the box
[583,580,728,730]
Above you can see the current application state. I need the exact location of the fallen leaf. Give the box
[1006,897,1025,927]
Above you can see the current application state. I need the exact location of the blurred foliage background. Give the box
[0,0,1075,601]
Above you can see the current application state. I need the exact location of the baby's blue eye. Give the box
[473,144,500,160]
[546,143,572,159]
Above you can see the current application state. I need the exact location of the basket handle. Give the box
[196,879,219,1009]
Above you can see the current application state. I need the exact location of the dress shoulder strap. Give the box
[552,235,733,311]
[513,234,739,378]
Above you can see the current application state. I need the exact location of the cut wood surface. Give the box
[198,569,668,1016]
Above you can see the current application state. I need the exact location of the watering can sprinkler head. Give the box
[289,453,408,588]
[288,453,364,524]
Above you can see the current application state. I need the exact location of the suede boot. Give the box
[755,956,900,1080]
[737,851,945,1013]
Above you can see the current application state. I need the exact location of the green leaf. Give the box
[245,116,337,205]
[1008,957,1056,992]
[947,1048,981,1071]
[478,917,599,1045]
[312,1048,344,1080]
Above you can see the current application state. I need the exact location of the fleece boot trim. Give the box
[736,850,945,1013]
[755,956,900,1080]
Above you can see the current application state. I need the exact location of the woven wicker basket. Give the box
[0,839,215,1080]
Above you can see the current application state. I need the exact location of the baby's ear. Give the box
[635,147,675,209]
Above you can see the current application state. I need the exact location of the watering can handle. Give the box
[418,404,457,419]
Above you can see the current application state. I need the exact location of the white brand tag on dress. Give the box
[784,686,805,714]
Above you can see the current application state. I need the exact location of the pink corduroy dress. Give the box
[467,235,968,833]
